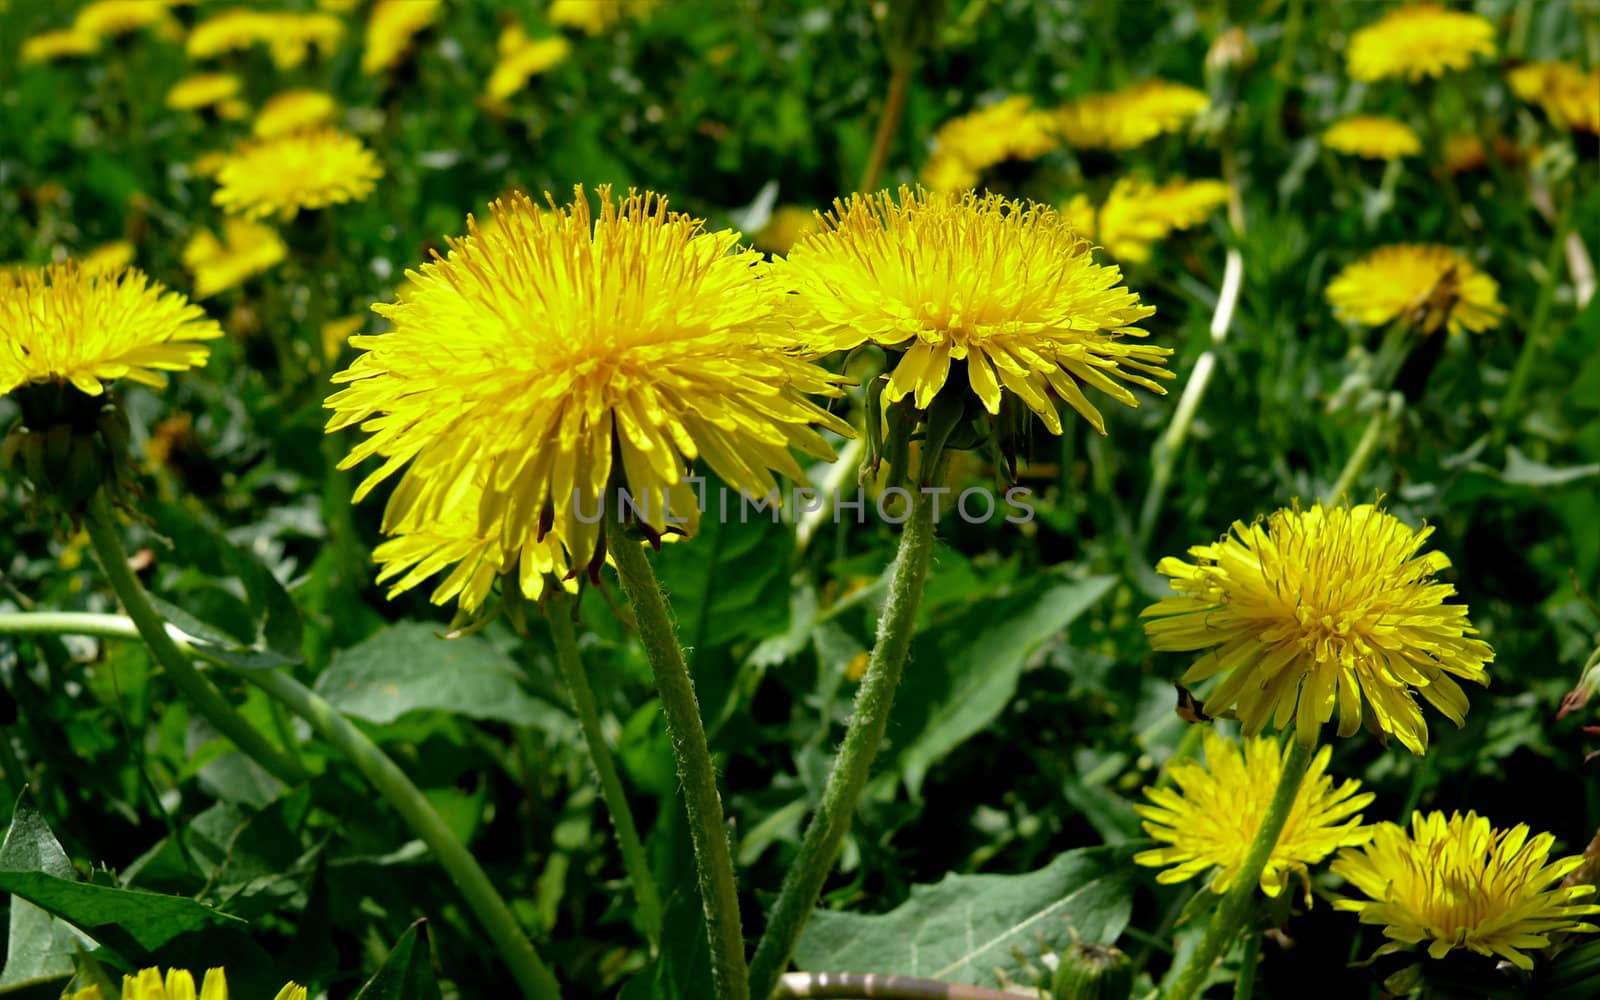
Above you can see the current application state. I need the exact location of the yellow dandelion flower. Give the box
[1073,177,1230,263]
[1135,730,1373,898]
[20,29,101,64]
[1143,501,1493,755]
[1321,115,1423,160]
[265,12,344,69]
[548,0,656,35]
[182,218,287,298]
[1333,812,1600,969]
[81,240,136,275]
[1509,61,1600,133]
[754,205,818,255]
[253,90,338,138]
[165,73,242,112]
[190,151,229,179]
[0,263,221,399]
[362,0,443,75]
[1347,3,1495,83]
[325,186,852,582]
[918,96,1060,191]
[1326,244,1504,336]
[64,966,308,1000]
[213,128,383,220]
[322,314,364,363]
[73,0,177,38]
[186,9,268,60]
[782,187,1167,433]
[1056,79,1208,151]
[485,25,571,100]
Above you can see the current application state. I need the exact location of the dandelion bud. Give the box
[1052,943,1133,1000]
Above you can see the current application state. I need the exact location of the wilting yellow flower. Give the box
[485,25,572,100]
[1056,80,1208,151]
[755,205,818,255]
[548,0,656,34]
[1347,3,1495,82]
[187,10,342,69]
[213,128,383,220]
[1068,177,1230,263]
[74,0,177,38]
[325,186,852,586]
[166,73,242,112]
[1321,115,1422,160]
[918,96,1060,191]
[362,0,442,75]
[1509,61,1600,133]
[182,219,287,298]
[1327,244,1503,336]
[1334,812,1600,969]
[1136,730,1373,899]
[81,241,136,275]
[253,90,338,138]
[0,263,220,399]
[20,29,102,64]
[65,966,307,1000]
[1143,501,1493,754]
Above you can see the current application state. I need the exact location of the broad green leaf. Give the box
[652,495,793,657]
[0,801,77,988]
[0,872,245,958]
[1501,447,1600,487]
[351,920,442,1000]
[793,847,1134,986]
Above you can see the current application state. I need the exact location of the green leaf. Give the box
[351,920,442,1000]
[652,495,793,657]
[0,800,77,989]
[793,846,1134,986]
[1500,447,1600,487]
[885,572,1116,795]
[0,872,245,959]
[315,622,574,731]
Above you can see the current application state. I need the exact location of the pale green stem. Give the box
[1495,195,1574,449]
[1160,739,1314,1000]
[748,483,941,1000]
[544,589,664,948]
[608,536,749,1000]
[1234,931,1261,1000]
[1327,391,1401,504]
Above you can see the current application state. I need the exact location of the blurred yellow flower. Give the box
[253,90,338,138]
[65,966,307,1000]
[322,314,364,363]
[187,10,342,69]
[0,262,220,399]
[485,25,572,100]
[213,128,383,220]
[362,0,443,75]
[20,29,102,64]
[1334,812,1600,969]
[1135,730,1373,899]
[1508,61,1600,133]
[1068,177,1229,263]
[918,96,1060,191]
[186,9,266,58]
[1347,3,1494,82]
[190,151,230,179]
[165,73,242,112]
[1143,501,1492,754]
[1056,80,1208,151]
[74,0,177,38]
[754,205,818,255]
[782,187,1167,434]
[81,240,136,275]
[182,218,287,298]
[325,186,850,579]
[1320,115,1422,160]
[548,0,656,34]
[1326,244,1503,336]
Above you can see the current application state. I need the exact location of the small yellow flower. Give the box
[182,218,287,298]
[754,205,818,255]
[1508,61,1600,133]
[165,73,242,112]
[253,90,338,138]
[81,240,136,275]
[1135,730,1373,898]
[213,128,383,220]
[548,0,656,34]
[1143,501,1493,754]
[1056,80,1208,151]
[65,966,308,1000]
[322,314,364,363]
[186,9,268,59]
[187,10,342,69]
[362,0,443,75]
[20,29,101,64]
[1321,115,1422,160]
[1347,3,1495,83]
[0,262,221,399]
[1326,244,1503,336]
[1069,177,1230,263]
[918,96,1060,191]
[485,25,572,101]
[74,0,177,39]
[782,187,1168,434]
[1334,812,1600,969]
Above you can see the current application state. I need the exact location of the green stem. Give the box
[748,484,941,1000]
[1328,391,1400,504]
[1161,739,1314,1000]
[1494,196,1573,449]
[81,493,309,787]
[1234,931,1261,1000]
[859,58,912,192]
[608,536,749,1000]
[544,589,664,948]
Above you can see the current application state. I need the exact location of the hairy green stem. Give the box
[1234,930,1261,1000]
[749,485,941,1000]
[82,493,308,787]
[609,536,749,1000]
[1160,739,1314,1000]
[544,589,664,947]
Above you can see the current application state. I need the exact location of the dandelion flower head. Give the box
[166,73,244,114]
[1143,501,1493,754]
[1333,811,1600,968]
[1327,244,1503,336]
[213,128,383,220]
[1056,80,1208,151]
[20,29,101,64]
[187,10,342,69]
[1064,177,1229,264]
[1321,115,1423,160]
[548,0,657,35]
[81,241,136,275]
[182,219,287,298]
[1347,3,1495,82]
[65,966,307,1000]
[1509,62,1600,133]
[485,24,572,101]
[73,0,177,39]
[919,96,1060,191]
[1136,730,1373,898]
[362,0,443,75]
[253,90,337,138]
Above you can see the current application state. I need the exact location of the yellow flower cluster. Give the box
[187,8,344,70]
[1509,61,1600,133]
[919,96,1060,191]
[1063,177,1229,263]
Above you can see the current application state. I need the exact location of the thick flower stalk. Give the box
[1143,501,1492,754]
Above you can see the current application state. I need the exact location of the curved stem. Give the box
[1494,193,1573,449]
[748,485,940,1000]
[609,536,749,1000]
[1327,391,1400,504]
[859,59,911,193]
[776,972,1029,999]
[81,493,308,787]
[1160,739,1314,1000]
[544,589,664,948]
